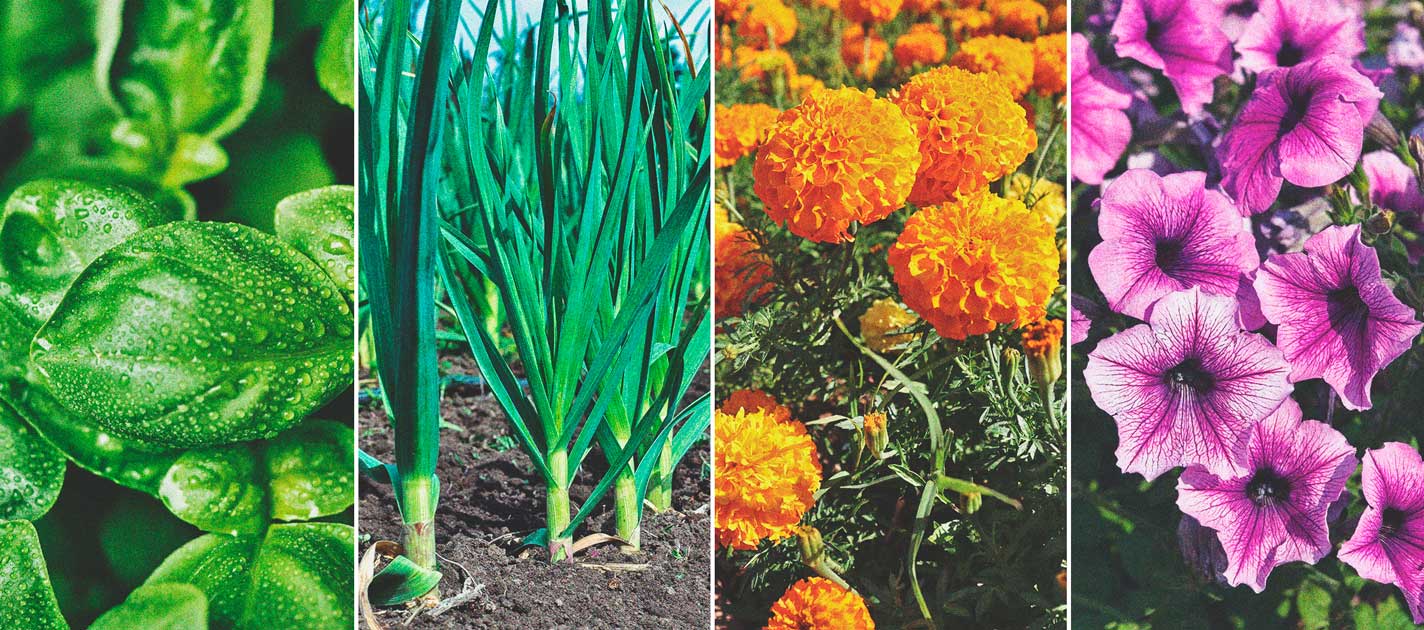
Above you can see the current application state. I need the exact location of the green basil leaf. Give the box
[315,2,354,108]
[159,420,354,535]
[0,404,64,521]
[0,520,67,630]
[0,0,94,117]
[94,0,274,140]
[91,583,208,630]
[273,186,355,299]
[145,522,354,630]
[32,222,353,448]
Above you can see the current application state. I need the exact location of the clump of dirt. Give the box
[358,357,711,629]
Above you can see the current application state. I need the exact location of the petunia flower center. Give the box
[1278,89,1314,136]
[1154,238,1185,274]
[1246,468,1291,506]
[1381,508,1408,538]
[1164,357,1215,394]
[1276,40,1304,68]
[1326,285,1370,323]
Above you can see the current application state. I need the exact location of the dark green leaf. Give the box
[367,555,442,606]
[315,2,354,108]
[0,520,66,630]
[91,583,208,630]
[33,222,353,448]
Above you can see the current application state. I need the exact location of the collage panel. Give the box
[0,1,357,629]
[1071,0,1424,628]
[712,0,1068,627]
[355,0,715,628]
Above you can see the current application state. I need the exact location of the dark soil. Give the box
[358,355,711,629]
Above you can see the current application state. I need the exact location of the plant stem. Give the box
[647,440,675,511]
[547,449,572,561]
[612,468,642,548]
[399,475,439,600]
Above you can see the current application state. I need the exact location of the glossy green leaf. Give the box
[32,222,354,448]
[91,583,208,630]
[0,520,66,630]
[160,420,354,534]
[315,2,354,108]
[94,0,273,140]
[145,522,354,630]
[0,404,64,521]
[273,186,355,299]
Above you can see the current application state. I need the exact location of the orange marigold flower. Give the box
[753,87,921,243]
[736,0,798,47]
[1031,32,1067,96]
[715,208,773,318]
[1004,173,1066,226]
[719,388,792,424]
[901,0,941,14]
[788,73,827,100]
[714,408,822,550]
[766,578,875,630]
[1048,2,1067,31]
[894,66,1036,206]
[736,46,797,83]
[842,0,902,25]
[990,0,1046,38]
[840,25,889,80]
[949,35,1036,99]
[716,103,782,168]
[888,190,1058,339]
[863,411,887,433]
[892,23,948,68]
[859,297,920,353]
[812,0,842,9]
[718,0,752,23]
[945,9,994,39]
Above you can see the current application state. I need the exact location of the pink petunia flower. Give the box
[1254,224,1423,410]
[1088,170,1263,328]
[1176,399,1357,593]
[1111,0,1232,116]
[1084,288,1293,481]
[1363,150,1424,263]
[1070,304,1091,346]
[1339,442,1424,624]
[1218,56,1383,214]
[1236,0,1364,74]
[1072,34,1134,185]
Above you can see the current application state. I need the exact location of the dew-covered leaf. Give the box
[145,522,354,630]
[94,0,273,140]
[273,186,355,298]
[91,583,208,630]
[32,222,353,448]
[315,2,354,108]
[0,520,66,630]
[160,420,354,534]
[0,404,64,522]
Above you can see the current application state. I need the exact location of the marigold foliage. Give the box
[714,408,822,550]
[1031,32,1067,96]
[841,0,903,25]
[893,23,948,68]
[1004,173,1065,226]
[716,103,782,167]
[736,0,798,47]
[888,190,1058,339]
[894,66,1036,206]
[949,34,1036,98]
[715,207,774,318]
[766,577,876,629]
[990,0,1047,38]
[753,87,922,242]
[858,297,920,353]
[719,388,792,423]
[840,25,890,80]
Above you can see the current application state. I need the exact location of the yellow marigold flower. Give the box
[863,411,887,434]
[949,35,1035,99]
[1004,173,1065,226]
[714,408,822,550]
[1031,32,1067,96]
[892,23,948,68]
[766,578,875,630]
[990,0,1046,38]
[753,87,921,243]
[894,66,1036,206]
[736,46,797,83]
[945,8,994,39]
[716,103,782,168]
[858,298,920,353]
[736,0,798,47]
[842,0,902,25]
[718,0,752,23]
[888,190,1057,339]
[719,388,792,424]
[840,25,889,80]
[715,208,773,318]
[788,73,827,100]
